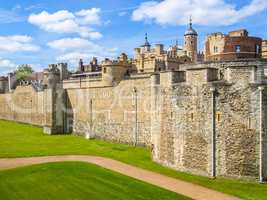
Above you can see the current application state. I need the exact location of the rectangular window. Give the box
[235,45,241,53]
[248,118,251,129]
[191,113,194,121]
[214,46,218,53]
[216,113,221,122]
[256,45,261,54]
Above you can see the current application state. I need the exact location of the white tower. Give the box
[184,17,198,63]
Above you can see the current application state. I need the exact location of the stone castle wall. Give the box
[151,63,267,180]
[64,75,152,146]
[0,85,46,126]
[0,85,63,133]
[0,61,266,181]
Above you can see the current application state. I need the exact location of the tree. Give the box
[15,64,34,81]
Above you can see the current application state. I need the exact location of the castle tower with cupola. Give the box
[184,17,198,63]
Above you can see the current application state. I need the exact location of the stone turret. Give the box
[155,44,164,55]
[78,59,84,72]
[44,64,61,89]
[102,56,130,86]
[184,17,198,63]
[57,63,69,80]
[118,53,128,64]
[43,63,66,135]
[102,59,116,86]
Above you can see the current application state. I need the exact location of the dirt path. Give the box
[0,155,241,200]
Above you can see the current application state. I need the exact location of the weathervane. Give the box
[145,33,148,43]
[189,15,192,28]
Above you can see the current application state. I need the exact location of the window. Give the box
[214,46,218,53]
[256,45,261,54]
[216,113,221,122]
[190,113,194,121]
[248,118,252,129]
[103,67,107,73]
[235,45,241,53]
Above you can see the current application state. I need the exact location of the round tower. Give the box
[102,59,115,86]
[184,17,198,63]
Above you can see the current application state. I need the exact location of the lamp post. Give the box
[210,86,217,178]
[133,87,138,146]
[258,86,264,182]
[86,99,93,140]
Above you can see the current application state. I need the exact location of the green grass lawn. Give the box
[0,162,190,200]
[0,120,267,200]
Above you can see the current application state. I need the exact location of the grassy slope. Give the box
[0,162,190,200]
[0,120,266,200]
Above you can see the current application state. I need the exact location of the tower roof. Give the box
[142,33,151,47]
[184,17,198,36]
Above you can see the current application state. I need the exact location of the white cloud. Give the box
[29,10,74,24]
[0,58,17,75]
[0,58,16,68]
[0,35,40,52]
[132,0,267,26]
[76,8,101,25]
[48,38,96,51]
[85,31,103,39]
[30,63,43,72]
[48,37,118,65]
[28,8,103,39]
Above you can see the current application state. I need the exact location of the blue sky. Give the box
[0,0,267,74]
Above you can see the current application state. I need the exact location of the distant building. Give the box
[133,33,193,73]
[205,29,262,62]
[78,57,101,73]
[262,40,267,59]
